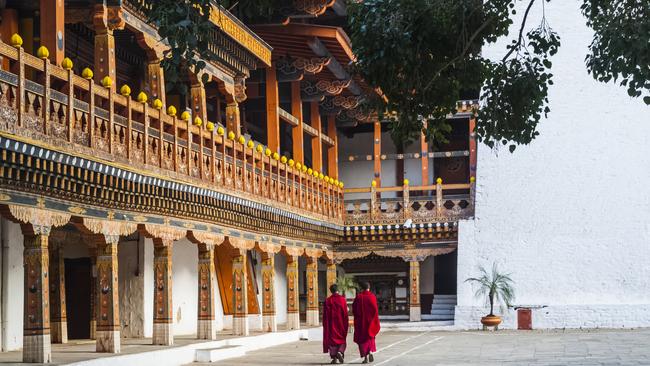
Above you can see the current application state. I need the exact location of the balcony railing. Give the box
[0,39,343,223]
[343,182,475,227]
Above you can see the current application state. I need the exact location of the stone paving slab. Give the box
[199,328,650,366]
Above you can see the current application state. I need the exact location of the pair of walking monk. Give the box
[323,282,381,364]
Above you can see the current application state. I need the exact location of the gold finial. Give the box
[36,46,49,59]
[180,111,191,121]
[81,68,94,80]
[167,105,177,116]
[193,116,203,127]
[120,84,131,96]
[101,76,113,88]
[152,98,163,110]
[217,126,225,136]
[10,34,23,48]
[61,57,73,70]
[137,92,148,103]
[206,121,214,131]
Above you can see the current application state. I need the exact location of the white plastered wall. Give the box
[274,253,288,325]
[456,1,650,329]
[0,218,24,351]
[171,238,198,336]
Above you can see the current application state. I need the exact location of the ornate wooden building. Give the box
[0,0,475,363]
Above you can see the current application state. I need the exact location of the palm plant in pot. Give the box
[465,263,515,330]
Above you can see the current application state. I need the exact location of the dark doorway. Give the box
[434,251,458,295]
[64,257,92,339]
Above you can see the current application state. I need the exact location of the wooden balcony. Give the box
[0,40,343,224]
[343,181,475,228]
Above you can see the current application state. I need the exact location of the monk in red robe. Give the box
[323,284,349,364]
[352,281,381,363]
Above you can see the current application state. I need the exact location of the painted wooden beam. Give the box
[306,37,361,95]
[420,122,429,186]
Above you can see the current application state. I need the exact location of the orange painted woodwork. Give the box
[311,101,323,172]
[265,66,280,152]
[327,115,338,179]
[40,0,65,65]
[291,81,304,163]
[373,121,381,186]
[214,244,260,315]
[420,122,429,186]
[0,9,18,70]
[517,308,532,330]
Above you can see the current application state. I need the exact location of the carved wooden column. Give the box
[92,4,121,91]
[311,102,323,172]
[152,238,173,345]
[231,249,249,336]
[305,256,320,326]
[11,206,71,363]
[39,0,65,65]
[291,81,304,163]
[197,243,217,340]
[47,235,67,344]
[285,247,303,330]
[146,224,185,345]
[327,115,338,179]
[93,234,120,353]
[226,102,241,135]
[266,66,280,152]
[420,121,429,186]
[408,260,421,322]
[373,120,382,186]
[258,242,281,332]
[83,218,137,346]
[22,227,52,363]
[146,61,166,106]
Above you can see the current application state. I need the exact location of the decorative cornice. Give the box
[9,204,70,235]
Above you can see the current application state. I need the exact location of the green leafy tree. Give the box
[348,0,648,151]
[144,0,649,150]
[465,263,515,316]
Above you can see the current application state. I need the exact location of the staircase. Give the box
[429,294,456,321]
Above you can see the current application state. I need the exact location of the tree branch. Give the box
[501,0,537,62]
[423,15,495,92]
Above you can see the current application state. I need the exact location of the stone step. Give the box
[430,308,454,315]
[433,294,457,299]
[432,299,457,305]
[195,345,246,363]
[431,303,455,309]
[426,314,455,321]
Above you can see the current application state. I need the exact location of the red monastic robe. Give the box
[323,293,349,353]
[352,290,381,356]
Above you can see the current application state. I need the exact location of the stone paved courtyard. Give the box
[201,328,650,366]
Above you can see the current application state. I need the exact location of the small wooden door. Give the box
[517,308,532,330]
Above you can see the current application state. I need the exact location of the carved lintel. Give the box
[189,231,226,247]
[83,218,137,244]
[294,0,336,16]
[228,237,256,252]
[144,224,187,244]
[315,79,351,96]
[304,248,322,259]
[284,246,305,258]
[333,95,364,110]
[333,250,371,263]
[301,80,325,102]
[322,250,334,260]
[9,205,71,235]
[234,76,247,103]
[257,241,282,254]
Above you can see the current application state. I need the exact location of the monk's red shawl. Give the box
[352,290,381,344]
[322,293,349,353]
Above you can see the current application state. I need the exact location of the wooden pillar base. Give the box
[262,314,277,333]
[306,310,319,326]
[89,320,96,340]
[153,323,173,346]
[96,330,120,353]
[409,306,421,322]
[197,319,218,340]
[23,334,52,363]
[287,313,300,330]
[232,316,249,336]
[51,321,68,344]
